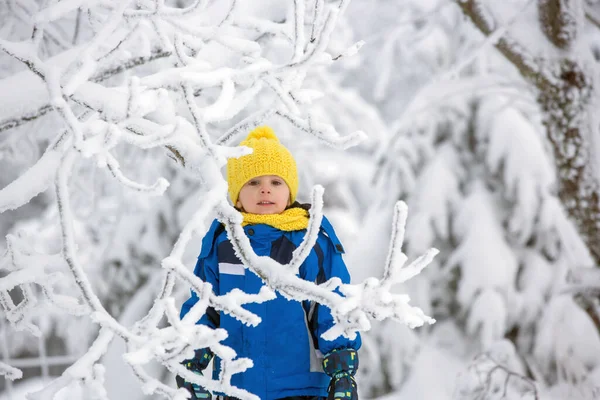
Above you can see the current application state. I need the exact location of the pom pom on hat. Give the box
[227,126,298,205]
[245,126,279,141]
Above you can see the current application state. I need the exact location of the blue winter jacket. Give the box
[180,216,361,400]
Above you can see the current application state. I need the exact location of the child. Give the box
[178,126,361,400]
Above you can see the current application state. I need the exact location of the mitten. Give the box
[322,348,359,400]
[176,348,213,400]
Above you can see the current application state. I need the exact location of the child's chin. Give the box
[252,206,283,214]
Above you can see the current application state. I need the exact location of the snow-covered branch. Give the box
[0,233,84,336]
[323,202,437,339]
[0,0,436,399]
[538,0,583,50]
[0,361,22,381]
[26,328,115,400]
[586,2,600,30]
[455,341,539,400]
[216,196,436,341]
[563,267,600,298]
[0,49,171,134]
[0,147,63,213]
[455,0,551,87]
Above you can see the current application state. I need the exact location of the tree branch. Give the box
[0,104,54,133]
[0,49,171,135]
[538,0,582,50]
[456,0,551,88]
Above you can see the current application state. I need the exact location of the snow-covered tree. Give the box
[0,1,435,399]
[342,0,600,399]
[458,0,600,270]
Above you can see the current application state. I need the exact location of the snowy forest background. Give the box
[2,0,600,399]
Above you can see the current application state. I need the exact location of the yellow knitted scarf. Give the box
[241,207,309,231]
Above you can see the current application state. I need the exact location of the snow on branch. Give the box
[455,0,552,87]
[217,196,436,342]
[216,109,278,145]
[563,267,600,298]
[288,186,324,272]
[0,0,431,398]
[0,49,171,135]
[323,201,437,339]
[455,340,539,400]
[123,0,209,19]
[586,3,600,30]
[104,152,170,195]
[26,328,115,400]
[538,0,583,50]
[169,257,276,328]
[440,1,536,82]
[276,110,367,150]
[0,361,22,381]
[0,147,62,213]
[112,189,269,400]
[0,233,85,336]
[292,0,306,63]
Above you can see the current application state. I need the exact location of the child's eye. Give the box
[272,180,282,186]
[248,180,259,186]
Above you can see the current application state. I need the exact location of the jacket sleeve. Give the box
[314,217,362,355]
[180,219,221,329]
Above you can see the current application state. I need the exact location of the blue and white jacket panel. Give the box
[180,218,361,400]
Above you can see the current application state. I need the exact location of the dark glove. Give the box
[323,348,359,400]
[176,348,213,400]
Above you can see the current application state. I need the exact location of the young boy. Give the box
[178,126,361,400]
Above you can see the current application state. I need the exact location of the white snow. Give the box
[2,0,600,399]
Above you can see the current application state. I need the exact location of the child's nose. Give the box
[260,186,270,193]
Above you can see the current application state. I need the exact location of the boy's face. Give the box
[236,175,291,214]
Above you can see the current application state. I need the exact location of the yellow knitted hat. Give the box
[227,126,298,205]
